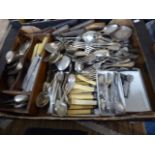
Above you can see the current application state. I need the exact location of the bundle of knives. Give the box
[67,74,98,116]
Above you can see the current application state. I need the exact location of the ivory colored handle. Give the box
[114,62,135,68]
[69,105,94,110]
[70,89,93,94]
[67,109,92,115]
[73,84,95,92]
[76,75,96,86]
[37,36,50,56]
[69,94,94,99]
[85,22,105,30]
[31,43,39,60]
[70,99,97,105]
[76,82,90,86]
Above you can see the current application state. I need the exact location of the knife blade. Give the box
[22,55,41,91]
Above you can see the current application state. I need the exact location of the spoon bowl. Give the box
[67,74,76,92]
[14,95,28,103]
[114,102,126,114]
[36,91,50,108]
[82,31,100,43]
[103,24,119,35]
[45,42,60,53]
[112,26,132,41]
[6,51,15,64]
[54,100,68,117]
[75,61,84,73]
[57,55,71,71]
[93,49,110,58]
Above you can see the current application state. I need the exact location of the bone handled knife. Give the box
[73,84,95,92]
[67,109,92,115]
[76,74,96,86]
[69,105,94,110]
[70,99,97,105]
[69,93,97,100]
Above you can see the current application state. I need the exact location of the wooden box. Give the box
[0,19,155,121]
